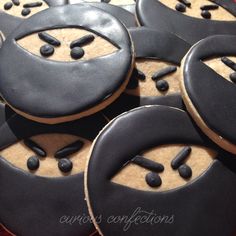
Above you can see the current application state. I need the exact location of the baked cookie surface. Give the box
[136,0,236,44]
[103,27,190,119]
[0,104,107,236]
[86,106,236,236]
[0,0,67,38]
[0,4,134,124]
[181,34,236,154]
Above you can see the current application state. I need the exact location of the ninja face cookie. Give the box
[86,106,236,236]
[0,4,134,124]
[103,27,190,119]
[136,0,236,45]
[0,104,107,236]
[181,35,236,155]
[0,0,66,38]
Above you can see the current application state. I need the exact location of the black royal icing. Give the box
[69,0,136,14]
[87,106,236,236]
[0,4,133,120]
[0,0,67,37]
[0,33,3,48]
[103,27,190,119]
[136,0,236,45]
[183,35,236,146]
[0,104,107,236]
[69,1,137,28]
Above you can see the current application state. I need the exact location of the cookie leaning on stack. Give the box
[85,105,236,236]
[0,4,134,124]
[104,27,190,119]
[0,103,107,236]
[181,35,236,154]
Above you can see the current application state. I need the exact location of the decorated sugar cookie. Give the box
[0,104,107,236]
[103,27,190,119]
[86,106,236,236]
[136,0,236,44]
[0,0,67,38]
[181,34,236,154]
[0,4,134,124]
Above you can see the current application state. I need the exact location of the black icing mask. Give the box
[103,28,190,119]
[87,106,236,236]
[0,4,133,120]
[136,0,236,45]
[184,35,236,148]
[0,104,107,236]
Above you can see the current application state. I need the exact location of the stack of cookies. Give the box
[0,0,236,236]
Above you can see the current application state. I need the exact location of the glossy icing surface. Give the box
[103,28,190,119]
[87,106,236,236]
[0,0,67,37]
[136,0,236,44]
[0,5,133,120]
[183,35,236,145]
[0,104,107,236]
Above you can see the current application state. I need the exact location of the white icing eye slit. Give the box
[131,146,193,189]
[24,138,84,173]
[174,0,220,19]
[38,32,95,60]
[2,0,44,17]
[127,65,177,93]
[221,57,236,83]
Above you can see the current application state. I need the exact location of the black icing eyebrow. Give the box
[135,67,146,81]
[70,34,95,49]
[24,139,47,157]
[38,32,61,47]
[54,140,84,159]
[23,1,43,8]
[171,146,191,170]
[200,4,219,11]
[132,155,164,173]
[151,66,177,81]
[221,57,236,71]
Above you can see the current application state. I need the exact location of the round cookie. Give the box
[0,0,67,38]
[181,34,236,155]
[86,105,236,236]
[0,104,107,236]
[103,27,190,119]
[0,4,134,124]
[136,0,236,45]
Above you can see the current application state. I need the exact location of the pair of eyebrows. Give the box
[131,146,192,172]
[134,65,177,81]
[38,31,95,49]
[24,138,84,158]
